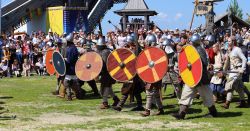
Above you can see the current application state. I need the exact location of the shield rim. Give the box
[45,48,55,75]
[136,47,168,83]
[178,44,203,88]
[52,51,66,76]
[75,51,103,81]
[107,48,137,82]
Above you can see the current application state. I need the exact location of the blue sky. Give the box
[102,0,250,33]
[1,0,14,7]
[2,0,250,33]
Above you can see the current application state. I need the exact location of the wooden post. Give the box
[190,0,199,30]
[98,21,103,36]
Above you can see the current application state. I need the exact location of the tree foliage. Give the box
[227,0,243,19]
[246,13,250,24]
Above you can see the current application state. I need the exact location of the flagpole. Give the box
[189,0,199,31]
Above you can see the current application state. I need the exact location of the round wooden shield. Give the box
[107,48,137,82]
[178,45,203,88]
[45,48,55,75]
[136,47,168,83]
[52,51,66,76]
[75,52,103,81]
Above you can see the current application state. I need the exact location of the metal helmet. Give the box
[161,34,168,41]
[130,33,136,38]
[126,35,135,43]
[236,36,243,44]
[190,34,201,45]
[146,34,157,45]
[162,39,171,46]
[57,38,62,44]
[66,33,73,42]
[205,35,215,43]
[97,37,105,46]
[80,38,86,45]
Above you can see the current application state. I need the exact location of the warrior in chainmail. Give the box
[172,34,218,120]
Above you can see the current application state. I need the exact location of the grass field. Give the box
[0,76,250,131]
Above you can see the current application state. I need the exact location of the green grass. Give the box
[0,76,250,130]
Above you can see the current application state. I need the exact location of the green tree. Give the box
[227,0,243,19]
[246,13,250,24]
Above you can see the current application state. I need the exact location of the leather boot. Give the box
[131,93,144,111]
[75,88,86,100]
[113,106,122,111]
[52,90,59,95]
[112,96,120,107]
[154,108,164,115]
[88,80,99,96]
[100,102,109,109]
[171,105,188,120]
[58,84,66,98]
[221,101,230,109]
[131,106,144,111]
[67,95,72,101]
[140,109,150,117]
[236,100,247,108]
[204,105,217,118]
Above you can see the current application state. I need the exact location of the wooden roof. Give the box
[114,0,157,16]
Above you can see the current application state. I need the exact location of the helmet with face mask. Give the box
[190,34,201,46]
[126,35,135,43]
[146,34,157,46]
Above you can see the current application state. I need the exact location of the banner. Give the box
[63,9,89,33]
[195,4,212,15]
[46,7,64,35]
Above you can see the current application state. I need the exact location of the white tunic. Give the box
[228,47,247,79]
